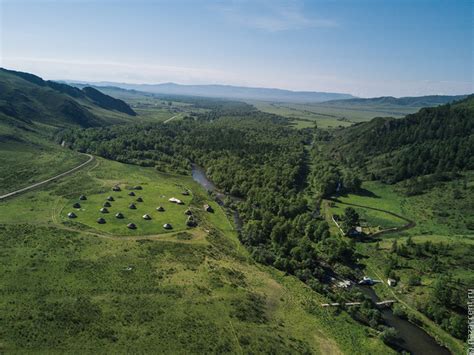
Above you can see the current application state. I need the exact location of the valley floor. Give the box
[0,157,393,354]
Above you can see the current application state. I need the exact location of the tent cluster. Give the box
[68,185,199,230]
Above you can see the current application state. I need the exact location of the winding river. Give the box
[191,165,451,354]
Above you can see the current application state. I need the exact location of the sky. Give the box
[0,0,472,97]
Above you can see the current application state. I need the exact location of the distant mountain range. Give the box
[64,81,356,103]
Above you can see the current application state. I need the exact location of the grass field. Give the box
[0,156,394,354]
[250,100,423,129]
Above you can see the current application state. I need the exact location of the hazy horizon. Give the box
[1,0,473,97]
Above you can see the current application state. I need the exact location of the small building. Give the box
[136,197,143,202]
[67,212,77,218]
[127,223,136,229]
[129,203,136,209]
[142,214,151,220]
[73,202,81,208]
[107,196,114,201]
[103,201,111,207]
[387,278,397,287]
[115,212,124,219]
[128,191,136,196]
[169,197,183,204]
[100,207,109,213]
[156,206,165,212]
[134,185,142,190]
[112,185,121,192]
[358,276,374,286]
[203,204,214,213]
[184,209,192,215]
[79,195,87,200]
[182,190,190,196]
[97,217,106,224]
[163,223,173,230]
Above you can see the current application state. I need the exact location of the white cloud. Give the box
[215,0,337,32]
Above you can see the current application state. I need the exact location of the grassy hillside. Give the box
[0,68,136,130]
[326,95,474,183]
[0,157,393,354]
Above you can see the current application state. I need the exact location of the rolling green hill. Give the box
[0,68,136,131]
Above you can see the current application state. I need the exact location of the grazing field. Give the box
[250,100,423,129]
[0,140,88,196]
[0,156,393,354]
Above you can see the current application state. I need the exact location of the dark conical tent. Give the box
[134,185,142,190]
[67,212,77,218]
[107,196,115,201]
[156,206,165,212]
[100,207,109,213]
[73,202,81,208]
[136,197,143,202]
[184,209,192,215]
[129,203,136,209]
[79,195,87,200]
[128,191,136,196]
[103,201,111,207]
[97,217,106,224]
[163,223,172,230]
[142,214,151,220]
[182,190,190,196]
[186,216,197,227]
[115,212,124,219]
[127,223,136,229]
[112,185,121,191]
[203,204,214,213]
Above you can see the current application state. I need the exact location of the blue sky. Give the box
[1,0,472,97]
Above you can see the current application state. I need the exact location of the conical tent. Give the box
[107,196,114,201]
[115,212,124,219]
[100,207,109,213]
[97,218,106,224]
[127,223,136,229]
[67,212,77,218]
[136,197,143,202]
[163,223,172,229]
[129,204,136,209]
[73,202,81,208]
[128,191,136,196]
[103,201,111,207]
[143,214,151,220]
[156,206,165,212]
[79,195,87,200]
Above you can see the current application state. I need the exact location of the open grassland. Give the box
[0,140,88,196]
[0,156,393,354]
[250,101,423,129]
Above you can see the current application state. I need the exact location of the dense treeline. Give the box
[59,106,357,293]
[326,95,474,184]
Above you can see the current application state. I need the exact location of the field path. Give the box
[0,153,94,201]
[164,114,179,123]
[328,198,416,236]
